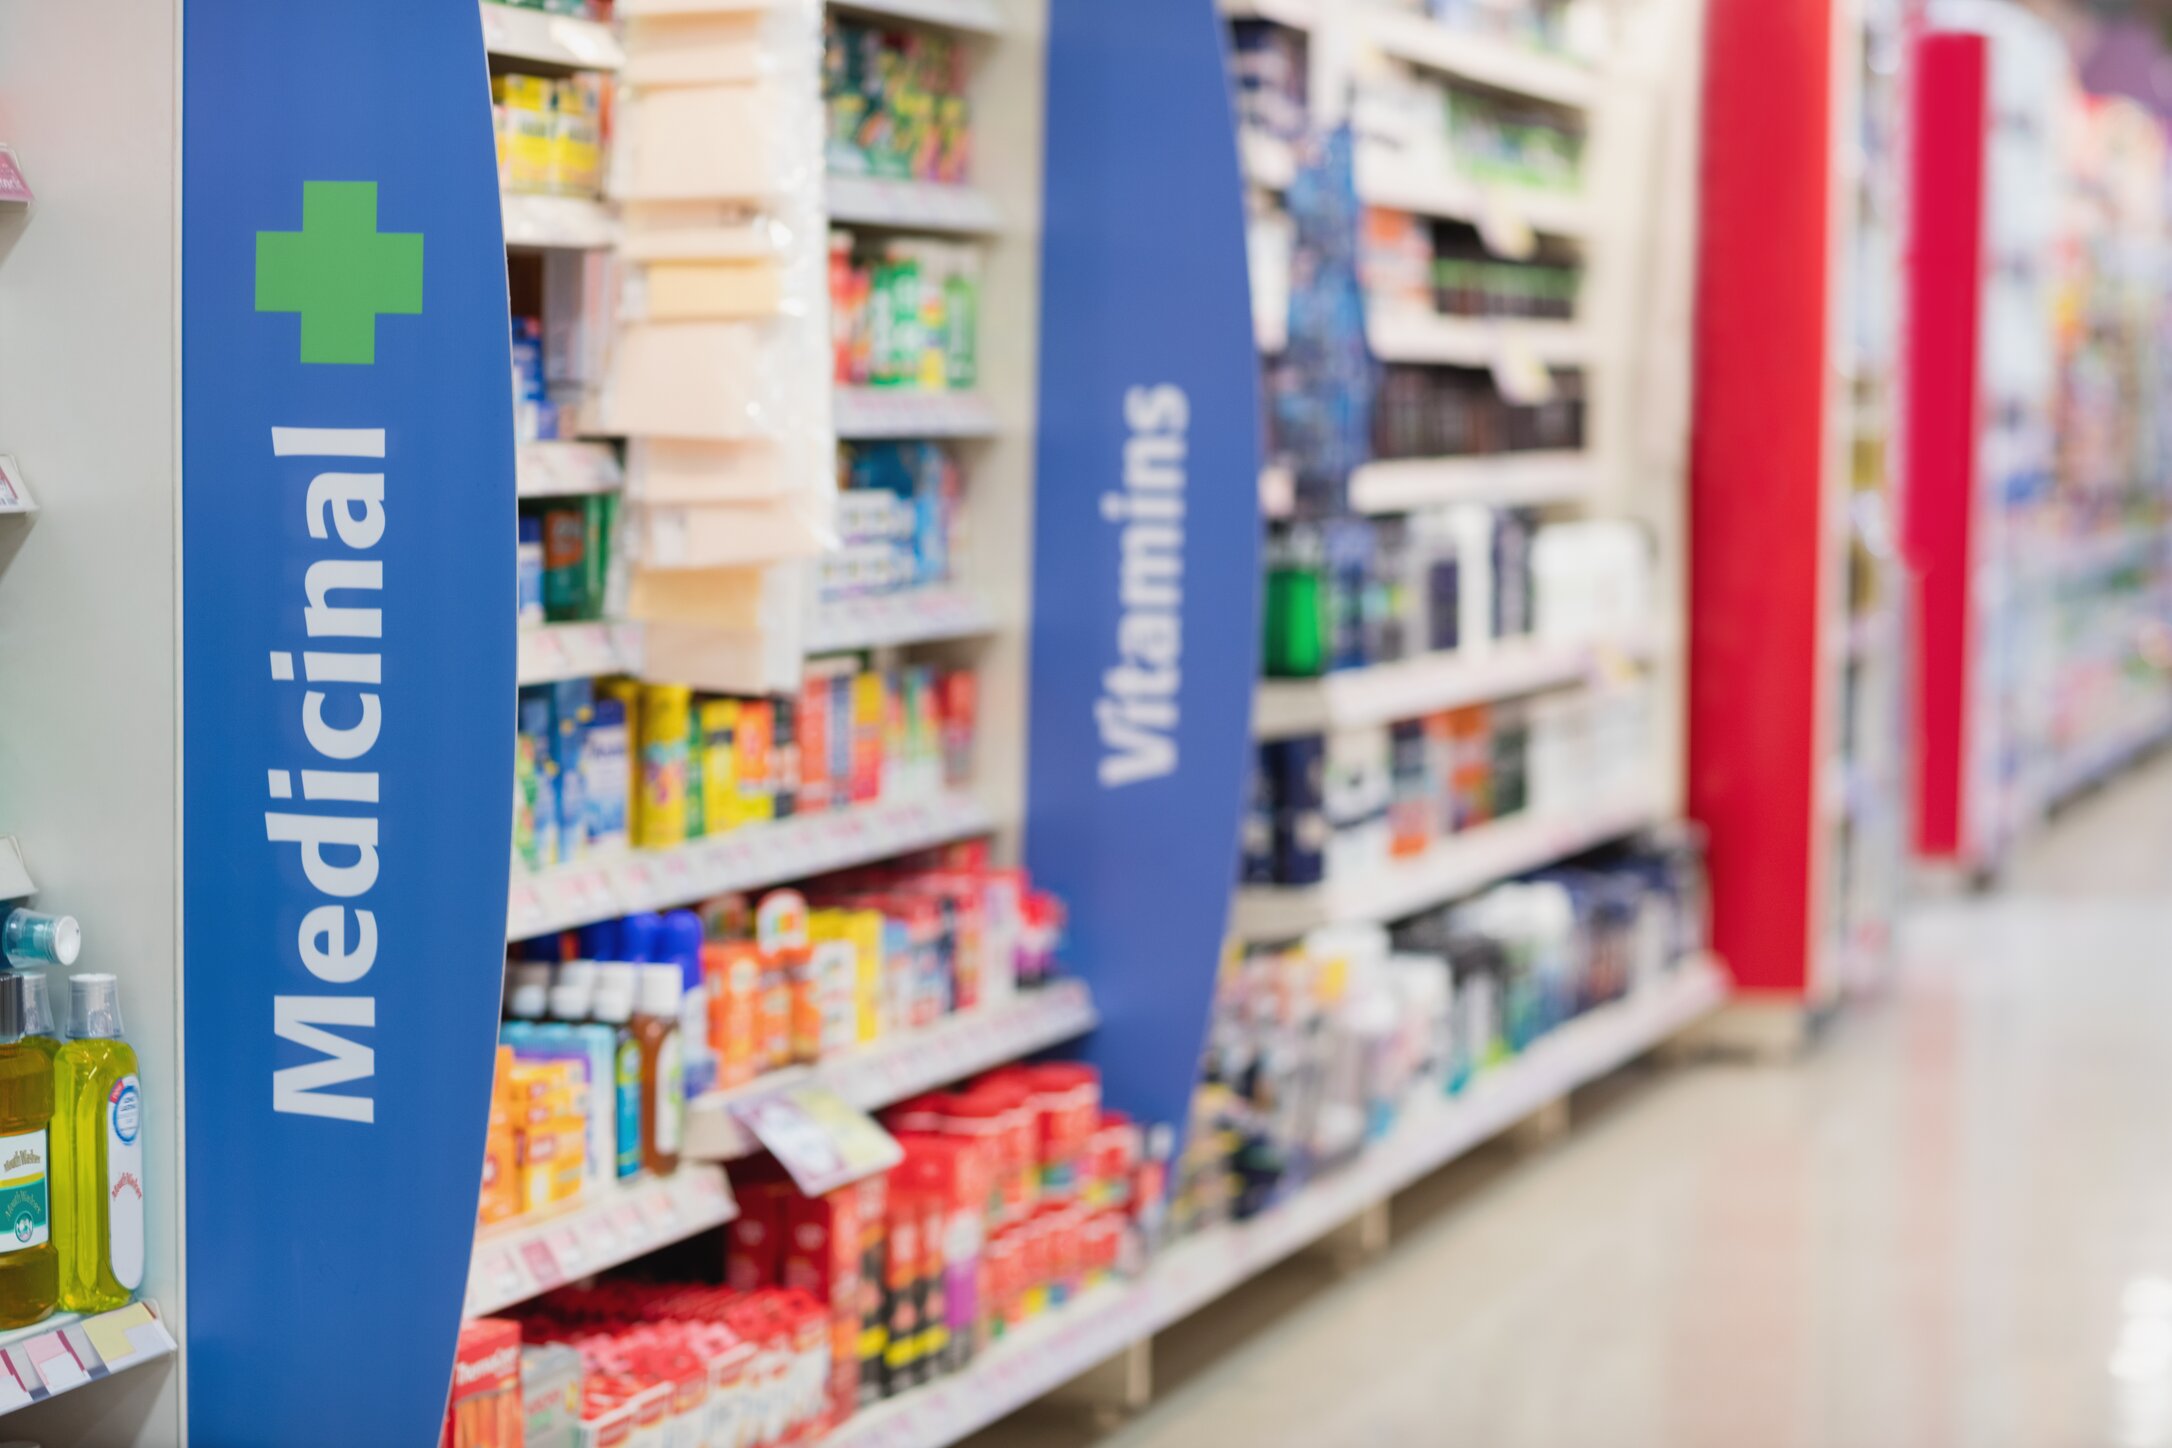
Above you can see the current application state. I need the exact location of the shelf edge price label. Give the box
[729,1080,902,1197]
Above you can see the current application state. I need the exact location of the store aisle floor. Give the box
[976,750,2172,1448]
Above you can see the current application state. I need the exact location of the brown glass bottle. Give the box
[633,964,683,1176]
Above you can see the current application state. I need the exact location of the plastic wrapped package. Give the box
[604,0,835,688]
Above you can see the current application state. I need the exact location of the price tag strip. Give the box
[506,792,996,940]
[465,1167,738,1318]
[0,1300,175,1411]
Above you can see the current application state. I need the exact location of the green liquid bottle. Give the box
[53,973,141,1314]
[0,973,56,1329]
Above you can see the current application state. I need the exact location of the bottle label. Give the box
[0,1128,48,1253]
[655,1032,683,1156]
[614,1039,641,1179]
[107,1075,145,1290]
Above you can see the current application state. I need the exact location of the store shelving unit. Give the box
[1356,5,1600,110]
[825,176,1005,234]
[515,620,645,687]
[1347,448,1596,513]
[817,961,1725,1448]
[806,587,998,653]
[465,1169,738,1319]
[1364,311,1591,368]
[500,191,617,250]
[1354,153,1591,241]
[506,792,997,938]
[515,440,624,499]
[831,0,1005,36]
[833,388,1004,442]
[681,978,1099,1158]
[477,0,623,71]
[1254,633,1650,740]
[1232,794,1664,941]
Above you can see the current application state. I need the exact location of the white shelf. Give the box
[517,440,624,499]
[1221,0,1316,26]
[1356,151,1591,241]
[502,191,617,250]
[829,0,1004,34]
[516,620,644,686]
[819,962,1726,1448]
[478,1,625,71]
[835,388,1001,441]
[683,979,1099,1159]
[1367,310,1590,369]
[808,588,997,654]
[507,791,996,939]
[1348,449,1595,514]
[1358,5,1599,110]
[1231,794,1660,940]
[827,175,1002,235]
[1240,129,1297,192]
[0,1300,176,1416]
[465,1168,737,1319]
[1255,635,1643,740]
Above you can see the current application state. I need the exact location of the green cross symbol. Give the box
[255,181,424,366]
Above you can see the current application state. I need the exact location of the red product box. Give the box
[443,1318,524,1448]
[729,1181,792,1292]
[785,1188,864,1426]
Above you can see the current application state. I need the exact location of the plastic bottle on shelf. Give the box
[0,909,79,970]
[661,911,713,1100]
[590,963,644,1181]
[0,973,55,1328]
[633,966,684,1178]
[14,973,58,1069]
[53,973,142,1314]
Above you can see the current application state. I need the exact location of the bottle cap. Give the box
[638,963,683,1018]
[19,974,54,1040]
[506,963,551,1020]
[0,974,29,1044]
[69,973,124,1040]
[577,919,620,964]
[549,961,596,1021]
[661,911,705,990]
[1,910,79,969]
[619,912,663,964]
[590,964,636,1025]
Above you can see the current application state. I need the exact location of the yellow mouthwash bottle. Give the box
[17,974,58,1069]
[53,973,141,1313]
[0,973,56,1328]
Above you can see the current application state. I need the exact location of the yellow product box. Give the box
[551,78,603,197]
[699,699,740,832]
[492,74,556,194]
[637,682,693,849]
[547,1114,587,1204]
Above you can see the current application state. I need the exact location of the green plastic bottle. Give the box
[0,973,56,1329]
[53,973,141,1313]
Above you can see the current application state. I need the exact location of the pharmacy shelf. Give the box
[465,1167,737,1320]
[827,175,1003,235]
[516,620,644,686]
[1348,449,1595,514]
[1367,310,1591,369]
[1241,129,1297,192]
[807,588,997,655]
[1254,635,1645,741]
[0,1300,175,1417]
[818,961,1727,1448]
[1357,5,1598,110]
[682,978,1099,1159]
[502,191,617,250]
[478,1,624,72]
[1356,151,1591,241]
[829,0,1004,34]
[1232,794,1660,940]
[516,440,624,499]
[2041,703,2172,815]
[1220,0,1316,26]
[507,791,997,939]
[835,388,1001,442]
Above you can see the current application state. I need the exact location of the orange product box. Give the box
[443,1318,523,1448]
[704,941,763,1090]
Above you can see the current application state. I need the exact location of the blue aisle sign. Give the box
[181,2,514,1442]
[1027,0,1263,1137]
